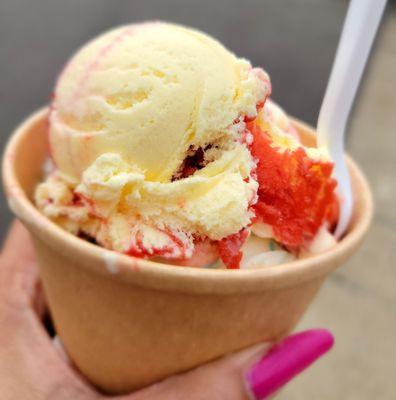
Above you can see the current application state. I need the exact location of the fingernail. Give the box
[245,329,334,399]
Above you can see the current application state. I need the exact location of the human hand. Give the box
[0,221,334,400]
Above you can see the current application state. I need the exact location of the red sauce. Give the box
[247,120,339,251]
[168,239,219,267]
[218,229,249,269]
[127,227,189,259]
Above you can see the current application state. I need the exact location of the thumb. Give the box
[122,329,334,400]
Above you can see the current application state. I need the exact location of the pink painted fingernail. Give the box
[245,329,334,399]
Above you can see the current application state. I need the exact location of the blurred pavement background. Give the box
[1,1,395,399]
[285,8,396,399]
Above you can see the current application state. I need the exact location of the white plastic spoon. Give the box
[317,0,387,238]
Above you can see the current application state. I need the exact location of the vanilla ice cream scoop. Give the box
[37,22,270,262]
[50,22,269,183]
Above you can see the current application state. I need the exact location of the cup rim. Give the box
[2,107,373,293]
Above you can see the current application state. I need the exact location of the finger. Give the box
[122,329,334,400]
[0,220,48,320]
[1,221,48,319]
[1,220,35,265]
[0,221,40,313]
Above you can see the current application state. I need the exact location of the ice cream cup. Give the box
[2,107,373,394]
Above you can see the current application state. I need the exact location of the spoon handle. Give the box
[317,0,387,237]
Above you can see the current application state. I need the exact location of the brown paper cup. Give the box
[2,108,373,394]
